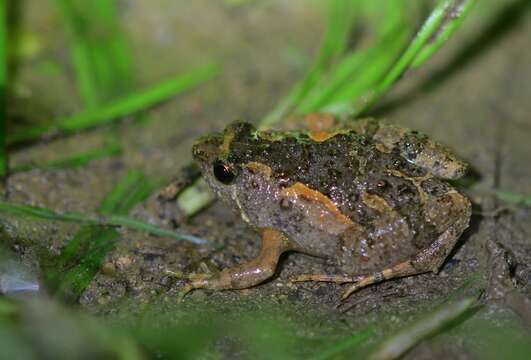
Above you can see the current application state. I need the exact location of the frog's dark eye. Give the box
[213,160,237,184]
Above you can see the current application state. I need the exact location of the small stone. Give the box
[115,256,132,269]
[101,262,116,276]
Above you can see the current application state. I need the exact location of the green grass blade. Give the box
[107,215,207,245]
[0,0,6,177]
[297,2,412,114]
[368,297,476,360]
[323,32,410,114]
[260,0,358,127]
[0,297,18,317]
[310,327,375,360]
[46,226,120,299]
[412,0,476,69]
[54,0,134,107]
[0,199,207,244]
[299,21,411,114]
[494,190,531,207]
[262,1,474,123]
[42,171,204,299]
[54,0,100,108]
[99,170,155,216]
[0,200,93,223]
[7,63,219,146]
[355,0,455,116]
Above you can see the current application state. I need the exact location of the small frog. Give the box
[183,118,471,300]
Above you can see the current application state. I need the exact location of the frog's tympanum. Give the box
[185,118,471,300]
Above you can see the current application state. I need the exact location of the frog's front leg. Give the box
[353,118,468,180]
[180,228,292,297]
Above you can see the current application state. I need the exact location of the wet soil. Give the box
[3,0,531,358]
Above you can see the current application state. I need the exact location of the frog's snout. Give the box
[192,134,223,163]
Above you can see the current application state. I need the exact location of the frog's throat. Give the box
[231,185,251,224]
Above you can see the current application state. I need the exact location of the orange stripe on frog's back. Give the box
[308,129,352,143]
[281,182,353,234]
[308,131,334,142]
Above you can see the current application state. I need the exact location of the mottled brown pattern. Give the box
[186,119,471,299]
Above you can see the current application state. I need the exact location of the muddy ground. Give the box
[3,0,531,358]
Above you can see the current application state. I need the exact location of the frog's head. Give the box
[192,122,262,209]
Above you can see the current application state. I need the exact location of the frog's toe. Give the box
[178,284,194,300]
[340,272,386,300]
[178,275,214,300]
[341,281,365,300]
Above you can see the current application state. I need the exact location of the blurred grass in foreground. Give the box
[2,0,213,302]
[43,171,154,301]
[0,0,7,177]
[54,0,134,109]
[2,1,531,359]
[1,280,529,360]
[0,198,207,244]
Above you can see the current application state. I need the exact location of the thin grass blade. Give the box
[368,297,476,360]
[7,63,219,146]
[0,199,206,244]
[355,0,460,116]
[107,215,207,245]
[495,190,531,207]
[99,170,155,216]
[261,0,359,127]
[54,0,134,108]
[46,226,120,299]
[43,170,201,299]
[310,327,375,360]
[0,0,7,177]
[411,0,476,69]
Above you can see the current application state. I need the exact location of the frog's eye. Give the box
[213,160,237,185]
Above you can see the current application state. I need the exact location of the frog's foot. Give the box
[177,273,228,300]
[177,228,291,300]
[290,261,420,301]
[290,261,417,300]
[341,260,417,300]
[163,271,213,299]
[342,210,471,299]
[289,264,408,300]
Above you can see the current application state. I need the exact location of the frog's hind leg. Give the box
[290,261,419,300]
[341,193,471,300]
[294,191,472,300]
[179,228,292,298]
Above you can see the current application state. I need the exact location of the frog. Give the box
[182,117,472,300]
